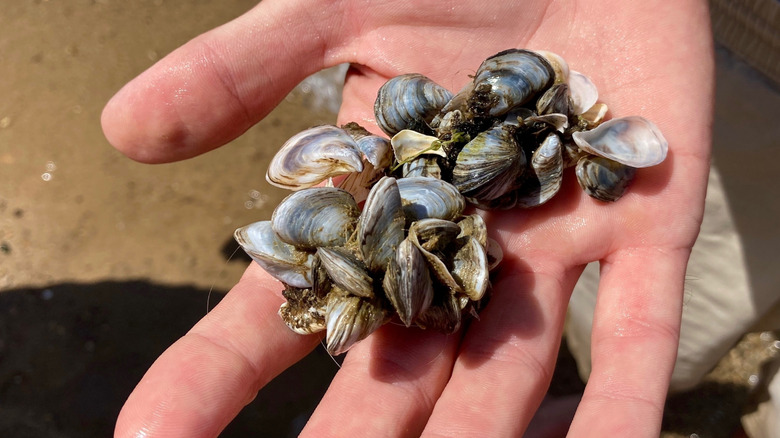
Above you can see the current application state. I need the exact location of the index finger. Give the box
[115,265,320,438]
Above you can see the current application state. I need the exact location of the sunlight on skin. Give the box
[104,1,714,436]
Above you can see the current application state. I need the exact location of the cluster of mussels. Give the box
[235,49,668,355]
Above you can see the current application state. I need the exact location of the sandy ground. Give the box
[1,1,779,437]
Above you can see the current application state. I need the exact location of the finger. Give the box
[422,261,583,436]
[567,247,689,436]
[102,0,348,163]
[301,323,460,437]
[115,264,320,438]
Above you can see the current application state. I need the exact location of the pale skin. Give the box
[102,0,714,436]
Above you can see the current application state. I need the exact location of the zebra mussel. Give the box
[237,48,668,355]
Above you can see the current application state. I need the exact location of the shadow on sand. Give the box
[0,281,338,437]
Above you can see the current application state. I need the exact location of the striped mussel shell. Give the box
[271,187,360,250]
[325,288,389,356]
[468,49,555,117]
[515,132,564,208]
[575,155,637,202]
[374,73,454,137]
[452,123,526,203]
[396,177,465,222]
[356,176,406,273]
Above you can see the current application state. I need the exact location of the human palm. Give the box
[103,0,713,436]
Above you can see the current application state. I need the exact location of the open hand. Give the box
[103,1,714,436]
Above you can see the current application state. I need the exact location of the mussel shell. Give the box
[266,125,363,190]
[391,129,447,163]
[432,81,473,131]
[536,83,572,116]
[579,102,608,128]
[562,138,587,168]
[374,73,454,137]
[396,177,466,222]
[341,122,393,169]
[524,113,569,133]
[414,291,462,334]
[382,238,434,327]
[233,221,314,288]
[572,116,668,168]
[325,288,389,355]
[402,156,442,179]
[407,219,463,295]
[357,176,406,273]
[271,187,359,249]
[567,70,599,115]
[452,124,526,202]
[411,218,462,253]
[278,285,326,335]
[486,238,503,272]
[356,135,393,169]
[535,50,570,84]
[575,155,637,202]
[516,133,564,208]
[457,214,488,248]
[316,247,374,298]
[336,157,385,204]
[468,49,554,117]
[451,236,489,301]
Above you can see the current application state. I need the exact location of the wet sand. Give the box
[1,1,779,436]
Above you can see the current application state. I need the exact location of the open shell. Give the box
[266,125,363,190]
[572,116,668,168]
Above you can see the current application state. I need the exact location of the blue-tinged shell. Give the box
[374,74,454,136]
[396,177,465,222]
[575,155,637,202]
[468,49,554,117]
[271,187,360,249]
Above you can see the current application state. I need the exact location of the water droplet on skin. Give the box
[0,116,11,129]
[41,172,52,181]
[748,374,759,386]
